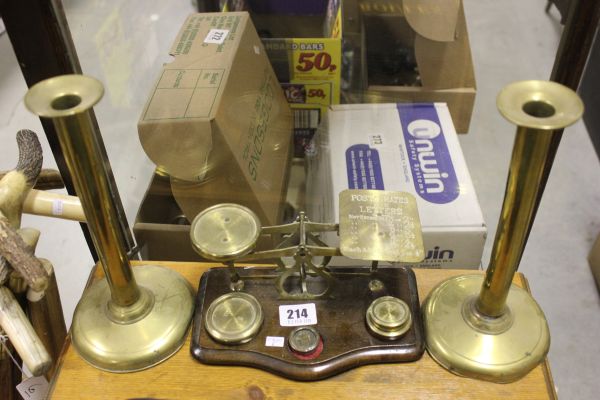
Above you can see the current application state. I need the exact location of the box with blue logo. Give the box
[306,102,486,269]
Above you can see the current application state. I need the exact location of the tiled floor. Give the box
[1,1,599,398]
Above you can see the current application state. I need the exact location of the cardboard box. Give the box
[224,0,343,157]
[138,13,293,225]
[306,103,486,269]
[133,173,199,262]
[342,0,476,133]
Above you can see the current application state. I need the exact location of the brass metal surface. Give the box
[496,80,584,130]
[25,75,194,372]
[422,80,582,383]
[71,265,194,372]
[204,292,263,345]
[190,203,261,262]
[339,190,424,262]
[24,75,138,307]
[424,275,549,383]
[288,326,320,354]
[479,81,583,316]
[366,296,412,340]
[194,208,341,300]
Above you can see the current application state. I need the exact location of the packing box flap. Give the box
[403,0,460,42]
[414,2,475,90]
[356,0,460,42]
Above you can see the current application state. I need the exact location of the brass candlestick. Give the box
[422,80,583,383]
[25,75,194,372]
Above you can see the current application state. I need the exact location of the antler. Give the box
[0,130,48,291]
[0,129,43,228]
[0,215,48,292]
[15,129,43,187]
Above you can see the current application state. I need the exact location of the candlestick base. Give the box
[422,274,549,383]
[71,265,194,372]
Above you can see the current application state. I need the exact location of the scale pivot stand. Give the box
[422,80,583,383]
[190,191,425,299]
[25,75,194,372]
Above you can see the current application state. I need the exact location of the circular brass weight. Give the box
[366,296,412,340]
[205,292,263,344]
[190,203,261,261]
[288,326,321,354]
[71,265,194,372]
[422,275,550,383]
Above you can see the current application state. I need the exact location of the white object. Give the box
[278,303,317,327]
[203,29,229,44]
[0,287,51,377]
[306,103,486,269]
[16,376,49,400]
[23,189,85,222]
[265,336,285,347]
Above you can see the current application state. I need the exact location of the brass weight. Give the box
[422,80,583,383]
[25,75,194,372]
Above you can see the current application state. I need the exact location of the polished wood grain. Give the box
[48,262,557,399]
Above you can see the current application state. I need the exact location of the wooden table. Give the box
[48,262,557,399]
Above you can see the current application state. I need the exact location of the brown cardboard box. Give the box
[138,13,293,225]
[132,173,199,261]
[342,0,476,133]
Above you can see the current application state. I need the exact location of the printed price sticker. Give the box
[278,303,317,327]
[295,51,337,73]
[204,29,229,44]
[16,376,49,400]
[265,336,285,347]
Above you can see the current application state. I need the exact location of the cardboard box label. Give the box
[204,28,230,44]
[143,69,225,120]
[291,40,340,80]
[172,15,242,55]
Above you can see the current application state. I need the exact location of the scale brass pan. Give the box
[190,203,262,262]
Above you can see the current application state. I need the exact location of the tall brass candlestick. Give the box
[25,75,194,372]
[422,80,583,383]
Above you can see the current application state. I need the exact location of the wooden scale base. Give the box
[191,266,424,381]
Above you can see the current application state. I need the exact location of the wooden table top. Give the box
[48,262,557,399]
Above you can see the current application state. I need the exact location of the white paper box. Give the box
[306,103,486,269]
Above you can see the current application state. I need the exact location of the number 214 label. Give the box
[278,303,317,327]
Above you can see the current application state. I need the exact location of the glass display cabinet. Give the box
[0,1,599,399]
